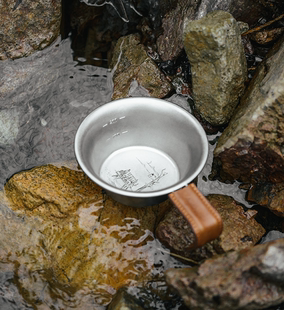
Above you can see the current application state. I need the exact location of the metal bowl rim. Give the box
[74,97,209,198]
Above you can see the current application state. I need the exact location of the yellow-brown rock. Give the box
[5,164,103,219]
[4,164,171,305]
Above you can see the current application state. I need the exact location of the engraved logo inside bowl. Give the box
[100,146,180,192]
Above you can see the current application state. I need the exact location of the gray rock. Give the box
[0,0,61,60]
[183,10,247,126]
[214,36,284,184]
[166,94,192,114]
[156,0,199,61]
[261,231,284,244]
[110,34,172,100]
[166,239,284,310]
[251,240,284,284]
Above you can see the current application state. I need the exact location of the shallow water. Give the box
[0,28,257,309]
[0,191,187,309]
[0,37,112,188]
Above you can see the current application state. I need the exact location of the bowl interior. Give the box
[75,97,208,197]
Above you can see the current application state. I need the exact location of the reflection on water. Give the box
[0,37,113,188]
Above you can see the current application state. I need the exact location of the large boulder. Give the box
[156,194,265,262]
[0,0,61,60]
[166,238,284,310]
[183,10,247,126]
[214,36,284,184]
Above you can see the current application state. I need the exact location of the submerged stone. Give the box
[5,164,103,218]
[0,0,61,60]
[214,36,284,184]
[110,34,172,100]
[183,10,247,125]
[247,183,284,217]
[4,164,172,305]
[166,238,284,310]
[156,194,265,262]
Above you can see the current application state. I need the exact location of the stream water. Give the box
[0,36,192,309]
[0,8,262,308]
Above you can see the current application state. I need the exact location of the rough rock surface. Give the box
[156,195,265,262]
[196,0,284,26]
[166,238,284,310]
[156,0,199,61]
[108,287,145,310]
[110,34,172,100]
[4,164,172,304]
[4,164,103,218]
[183,10,247,125]
[247,183,284,217]
[0,0,61,60]
[214,36,284,184]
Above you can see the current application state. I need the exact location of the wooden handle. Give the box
[169,183,223,249]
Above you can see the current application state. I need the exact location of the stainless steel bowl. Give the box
[74,97,208,207]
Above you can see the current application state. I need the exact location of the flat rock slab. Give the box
[0,0,61,60]
[4,164,173,304]
[156,194,265,262]
[110,34,172,100]
[183,10,247,125]
[214,36,284,184]
[4,164,103,218]
[166,238,284,310]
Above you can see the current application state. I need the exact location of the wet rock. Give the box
[196,0,284,27]
[4,165,103,218]
[183,10,247,126]
[253,204,284,233]
[165,238,284,310]
[110,34,172,100]
[261,230,284,244]
[214,36,284,184]
[0,0,61,60]
[108,287,145,310]
[156,0,199,61]
[166,94,192,114]
[108,282,186,310]
[249,28,284,45]
[4,164,172,304]
[156,195,265,262]
[0,194,50,272]
[247,183,284,217]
